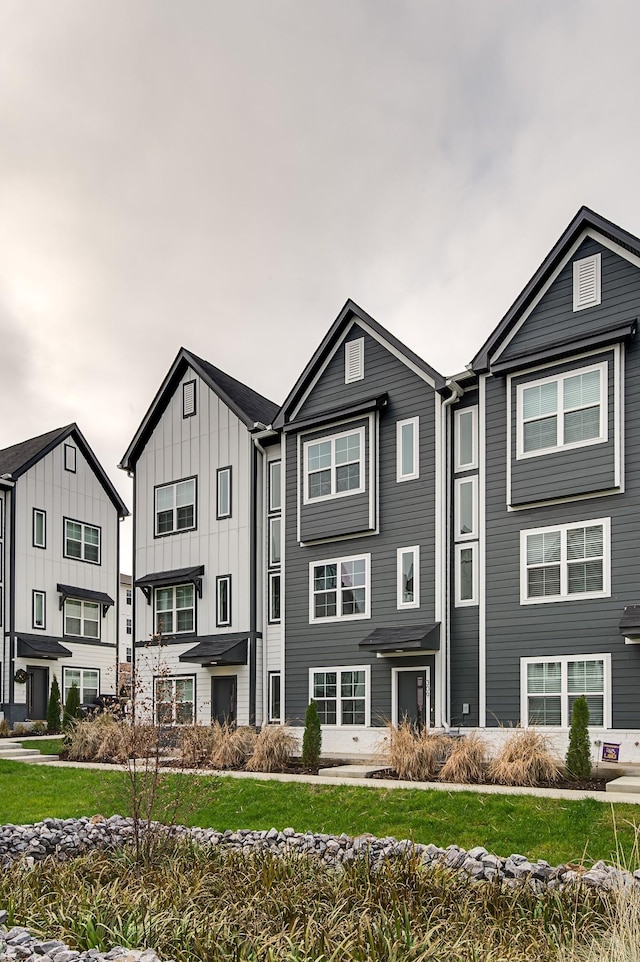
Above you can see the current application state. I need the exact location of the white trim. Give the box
[454,407,478,471]
[32,590,46,629]
[478,374,487,728]
[454,476,478,541]
[290,318,358,422]
[435,390,444,727]
[615,343,624,492]
[573,253,601,311]
[345,337,364,383]
[268,460,282,513]
[519,517,611,605]
[455,542,478,607]
[268,516,281,567]
[302,426,366,505]
[520,652,611,729]
[358,319,437,389]
[154,582,196,635]
[396,545,420,609]
[391,665,431,726]
[507,487,623,512]
[268,671,282,723]
[309,552,371,624]
[396,416,419,482]
[63,666,100,705]
[515,361,608,460]
[309,664,371,728]
[216,574,231,627]
[268,571,281,623]
[64,597,100,639]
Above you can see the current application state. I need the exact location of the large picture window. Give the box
[154,584,195,635]
[155,676,195,725]
[309,553,370,623]
[310,666,369,726]
[64,598,100,638]
[516,362,607,458]
[521,654,609,727]
[520,518,610,604]
[303,427,365,503]
[64,518,101,564]
[155,479,196,536]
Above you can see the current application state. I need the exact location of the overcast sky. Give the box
[1,0,639,571]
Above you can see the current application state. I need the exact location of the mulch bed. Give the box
[368,768,616,791]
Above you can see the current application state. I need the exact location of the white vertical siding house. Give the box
[0,425,128,725]
[119,348,279,727]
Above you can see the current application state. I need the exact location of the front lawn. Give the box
[18,737,65,755]
[0,759,639,865]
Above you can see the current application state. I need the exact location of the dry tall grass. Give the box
[383,721,452,781]
[488,728,560,786]
[64,715,161,763]
[438,731,488,783]
[179,724,219,768]
[209,724,257,769]
[246,725,297,772]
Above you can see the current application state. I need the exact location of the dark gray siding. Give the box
[509,351,617,506]
[284,328,439,728]
[500,237,640,361]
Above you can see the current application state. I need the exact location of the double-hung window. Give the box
[517,362,606,458]
[64,598,100,638]
[64,518,101,564]
[304,428,365,502]
[63,668,99,706]
[522,654,609,727]
[155,584,195,635]
[397,546,419,609]
[155,676,194,725]
[310,666,369,726]
[520,518,610,604]
[155,479,196,535]
[310,553,370,623]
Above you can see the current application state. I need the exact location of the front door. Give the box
[396,668,429,730]
[211,675,237,726]
[27,666,49,719]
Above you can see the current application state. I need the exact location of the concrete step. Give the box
[606,775,640,795]
[11,754,59,764]
[0,747,42,758]
[318,764,388,779]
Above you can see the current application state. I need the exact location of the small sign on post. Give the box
[601,742,620,763]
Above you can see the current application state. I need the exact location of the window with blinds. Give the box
[524,655,606,727]
[573,253,601,311]
[517,362,606,457]
[521,518,609,604]
[345,338,364,383]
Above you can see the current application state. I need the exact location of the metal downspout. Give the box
[441,379,463,730]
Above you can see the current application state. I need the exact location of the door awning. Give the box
[359,623,440,653]
[179,634,249,666]
[16,634,73,660]
[135,565,205,603]
[57,584,115,616]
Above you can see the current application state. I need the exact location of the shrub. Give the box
[31,720,47,735]
[246,725,297,772]
[180,724,220,768]
[62,683,81,730]
[383,721,452,781]
[488,728,560,787]
[566,694,592,780]
[46,676,62,734]
[209,724,257,769]
[11,723,28,736]
[302,700,322,769]
[438,731,488,784]
[0,719,10,737]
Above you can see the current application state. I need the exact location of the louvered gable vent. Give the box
[183,379,196,417]
[345,337,364,383]
[573,253,601,311]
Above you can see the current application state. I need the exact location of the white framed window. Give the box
[309,666,370,726]
[64,444,76,473]
[155,675,195,725]
[269,460,282,512]
[126,646,132,663]
[573,253,601,311]
[454,477,478,540]
[309,553,370,623]
[268,572,281,623]
[155,584,195,635]
[303,427,365,503]
[454,407,478,471]
[64,518,101,564]
[396,417,419,482]
[155,478,196,536]
[520,518,610,604]
[345,337,364,383]
[455,543,478,606]
[32,590,46,629]
[269,517,281,567]
[33,508,46,549]
[397,546,419,609]
[182,379,196,418]
[126,618,132,635]
[64,598,100,638]
[216,466,232,519]
[216,574,231,627]
[521,654,610,728]
[268,672,281,723]
[126,589,132,605]
[63,667,99,706]
[516,362,607,459]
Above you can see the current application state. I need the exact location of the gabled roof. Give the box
[273,299,447,430]
[472,206,640,373]
[119,347,279,471]
[0,424,128,516]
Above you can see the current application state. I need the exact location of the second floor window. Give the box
[304,427,365,502]
[520,518,610,604]
[310,553,370,623]
[65,598,100,638]
[155,478,196,536]
[155,583,195,635]
[64,519,101,564]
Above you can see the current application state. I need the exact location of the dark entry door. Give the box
[211,675,237,726]
[27,666,49,719]
[397,669,429,730]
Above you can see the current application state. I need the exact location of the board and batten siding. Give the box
[284,324,440,731]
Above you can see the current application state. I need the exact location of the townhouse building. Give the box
[0,424,128,724]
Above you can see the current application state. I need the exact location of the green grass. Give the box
[0,759,639,866]
[19,737,65,755]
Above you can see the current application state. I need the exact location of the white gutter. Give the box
[440,379,463,730]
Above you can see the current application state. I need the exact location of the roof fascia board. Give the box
[288,317,357,422]
[8,426,73,480]
[359,318,438,390]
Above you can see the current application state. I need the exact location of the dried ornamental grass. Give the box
[438,731,488,784]
[209,724,257,769]
[383,721,453,781]
[246,724,297,772]
[488,728,561,787]
[179,725,219,768]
